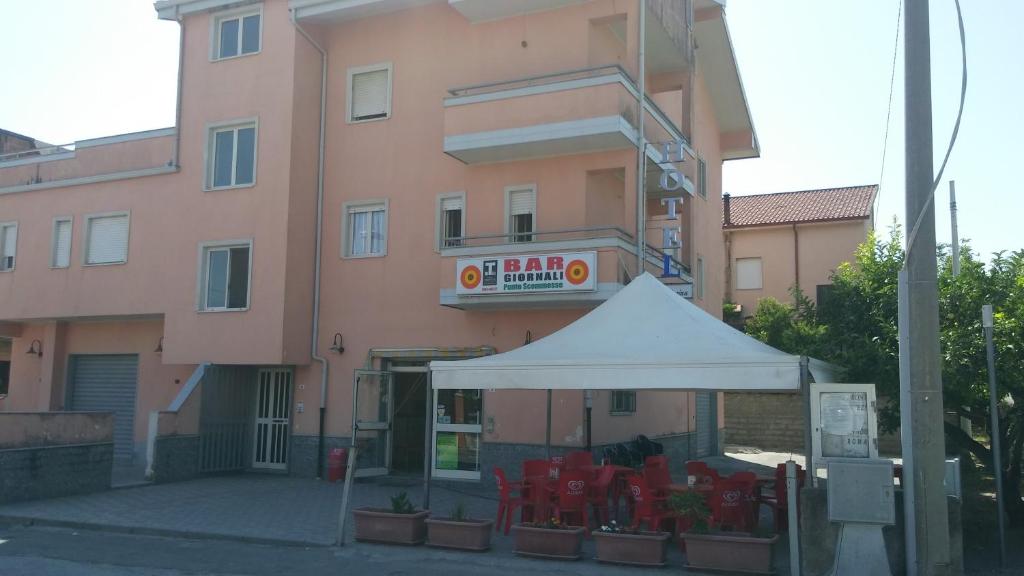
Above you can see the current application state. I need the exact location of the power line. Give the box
[873,0,903,227]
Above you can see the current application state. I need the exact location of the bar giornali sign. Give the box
[456,252,597,295]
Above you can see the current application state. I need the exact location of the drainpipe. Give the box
[723,194,732,302]
[792,223,800,294]
[173,8,184,168]
[290,10,330,478]
[634,0,646,276]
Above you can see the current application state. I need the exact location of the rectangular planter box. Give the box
[512,524,585,560]
[353,508,429,545]
[426,518,494,551]
[593,530,670,567]
[681,532,779,574]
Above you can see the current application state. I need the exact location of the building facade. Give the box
[0,0,757,482]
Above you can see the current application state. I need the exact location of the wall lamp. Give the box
[329,333,345,354]
[26,339,42,357]
[155,337,164,354]
[524,330,533,345]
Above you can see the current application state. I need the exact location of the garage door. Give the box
[69,355,139,461]
[695,391,717,458]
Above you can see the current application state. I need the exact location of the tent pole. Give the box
[545,390,552,459]
[800,356,816,487]
[423,373,432,511]
[337,372,362,546]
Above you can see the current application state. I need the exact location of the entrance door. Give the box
[252,368,292,470]
[68,354,139,462]
[353,370,392,477]
[695,391,718,458]
[432,387,483,480]
[390,370,428,475]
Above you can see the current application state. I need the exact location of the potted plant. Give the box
[670,491,779,575]
[511,517,586,560]
[425,501,494,551]
[593,520,671,567]
[353,491,430,545]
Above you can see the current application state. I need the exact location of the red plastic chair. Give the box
[685,461,721,487]
[565,451,594,470]
[494,467,532,535]
[759,463,806,531]
[645,455,668,468]
[553,469,590,534]
[626,474,677,532]
[709,479,756,532]
[550,456,566,479]
[644,463,674,496]
[522,459,549,479]
[587,465,617,526]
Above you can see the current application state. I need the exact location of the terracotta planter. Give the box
[593,530,670,567]
[425,518,494,551]
[511,524,585,560]
[353,508,429,545]
[681,532,779,574]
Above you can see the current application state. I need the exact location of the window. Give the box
[52,217,72,268]
[697,256,705,300]
[85,213,129,265]
[611,391,636,414]
[736,257,763,290]
[207,121,257,189]
[347,63,392,123]
[199,241,252,311]
[437,193,465,249]
[0,360,9,396]
[506,186,536,243]
[698,158,708,199]
[0,222,16,271]
[213,7,261,60]
[344,200,388,257]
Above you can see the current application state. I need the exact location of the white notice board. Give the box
[810,383,879,464]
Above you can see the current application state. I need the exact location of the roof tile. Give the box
[724,185,877,227]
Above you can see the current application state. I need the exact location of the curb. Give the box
[0,514,334,548]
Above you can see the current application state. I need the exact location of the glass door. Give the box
[432,388,483,480]
[353,370,392,477]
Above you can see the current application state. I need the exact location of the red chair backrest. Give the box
[686,461,720,487]
[644,464,673,490]
[590,465,616,495]
[645,455,668,468]
[729,471,757,487]
[711,479,754,530]
[565,451,594,470]
[494,467,512,499]
[523,459,549,479]
[557,469,588,510]
[773,464,806,507]
[626,474,658,518]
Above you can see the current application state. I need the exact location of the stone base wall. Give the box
[290,435,350,478]
[0,442,113,504]
[151,435,200,484]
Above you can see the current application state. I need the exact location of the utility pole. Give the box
[982,305,1007,567]
[903,1,952,574]
[950,181,960,276]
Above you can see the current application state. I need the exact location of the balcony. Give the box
[439,226,691,310]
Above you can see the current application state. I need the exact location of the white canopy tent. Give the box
[431,272,835,390]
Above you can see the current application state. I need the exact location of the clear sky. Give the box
[0,1,1019,260]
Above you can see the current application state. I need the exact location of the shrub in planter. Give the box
[593,521,670,567]
[354,491,429,545]
[512,517,585,560]
[670,491,779,574]
[426,501,493,551]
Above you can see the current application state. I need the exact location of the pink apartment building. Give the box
[0,0,757,483]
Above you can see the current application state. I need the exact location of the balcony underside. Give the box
[441,282,624,310]
[444,116,636,165]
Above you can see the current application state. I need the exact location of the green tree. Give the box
[745,224,1024,524]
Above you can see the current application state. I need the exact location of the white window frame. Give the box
[431,388,484,481]
[210,4,263,62]
[51,216,73,269]
[735,257,763,290]
[504,184,537,243]
[0,221,18,272]
[196,239,254,312]
[204,118,259,191]
[346,62,393,124]
[610,390,636,415]
[435,192,466,252]
[82,211,130,267]
[342,199,389,259]
[697,157,708,199]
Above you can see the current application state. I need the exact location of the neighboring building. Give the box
[720,185,878,452]
[723,185,877,318]
[0,0,757,482]
[0,129,39,156]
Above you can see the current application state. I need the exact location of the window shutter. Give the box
[351,69,389,120]
[1,225,15,258]
[87,215,129,264]
[53,220,72,267]
[440,196,463,212]
[736,258,762,290]
[508,189,535,216]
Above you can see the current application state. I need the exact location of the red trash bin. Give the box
[327,448,348,482]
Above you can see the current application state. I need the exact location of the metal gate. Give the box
[68,354,139,461]
[253,368,292,470]
[199,366,254,473]
[695,391,718,457]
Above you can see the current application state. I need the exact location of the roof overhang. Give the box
[694,0,759,160]
[289,0,438,22]
[448,0,586,23]
[155,0,261,20]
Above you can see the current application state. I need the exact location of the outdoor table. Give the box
[581,464,635,522]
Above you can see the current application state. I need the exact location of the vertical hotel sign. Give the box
[456,252,597,295]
